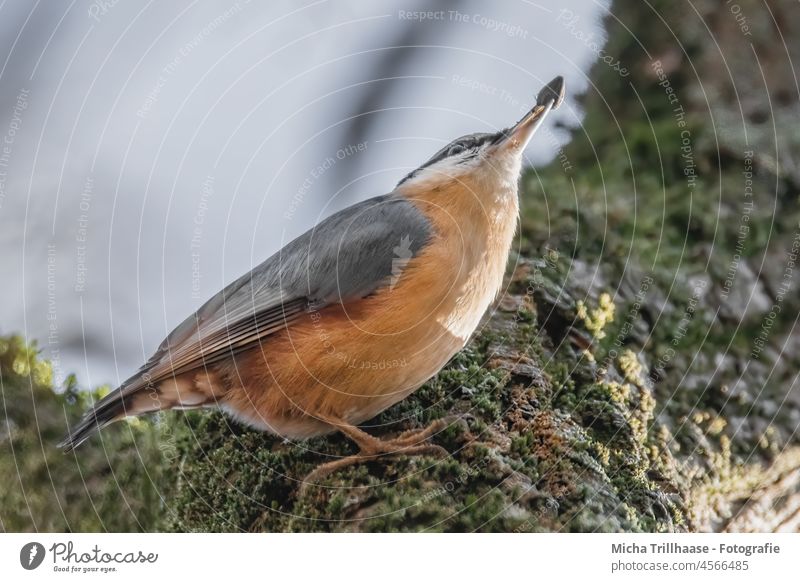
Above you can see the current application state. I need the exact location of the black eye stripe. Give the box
[396,131,500,186]
[456,151,479,165]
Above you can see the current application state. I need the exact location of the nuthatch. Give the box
[60,76,566,485]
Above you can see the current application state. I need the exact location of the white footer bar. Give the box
[0,533,794,580]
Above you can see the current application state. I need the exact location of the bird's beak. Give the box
[495,76,565,152]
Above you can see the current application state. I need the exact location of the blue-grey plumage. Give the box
[59,194,434,449]
[59,76,566,484]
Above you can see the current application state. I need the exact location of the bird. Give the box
[60,76,566,487]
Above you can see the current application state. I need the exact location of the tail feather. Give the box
[58,371,161,452]
[58,394,133,452]
[59,369,225,452]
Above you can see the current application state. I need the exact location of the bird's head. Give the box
[397,76,565,198]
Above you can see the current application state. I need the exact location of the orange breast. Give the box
[219,181,519,439]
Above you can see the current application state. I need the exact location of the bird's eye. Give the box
[447,144,466,156]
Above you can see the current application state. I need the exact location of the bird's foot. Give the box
[380,415,461,447]
[298,417,456,496]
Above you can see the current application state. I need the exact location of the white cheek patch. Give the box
[402,150,482,189]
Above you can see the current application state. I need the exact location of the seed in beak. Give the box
[536,76,566,110]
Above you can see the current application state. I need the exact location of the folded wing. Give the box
[59,193,432,449]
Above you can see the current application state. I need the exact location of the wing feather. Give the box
[109,193,433,398]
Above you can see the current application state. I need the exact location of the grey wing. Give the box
[120,192,433,393]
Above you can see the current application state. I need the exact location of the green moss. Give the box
[0,336,170,532]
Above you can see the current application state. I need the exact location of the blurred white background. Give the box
[0,0,607,387]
